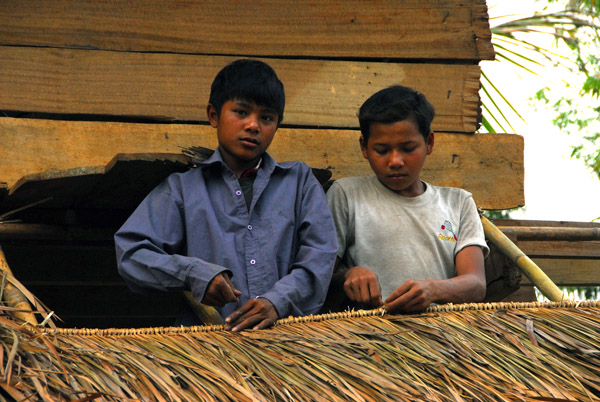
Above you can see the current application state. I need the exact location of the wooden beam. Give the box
[517,241,600,259]
[492,219,600,229]
[520,258,600,286]
[0,118,524,210]
[0,0,494,61]
[492,219,600,231]
[493,221,600,259]
[0,47,481,132]
[501,226,600,241]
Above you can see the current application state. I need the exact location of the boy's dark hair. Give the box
[209,59,285,125]
[358,85,435,142]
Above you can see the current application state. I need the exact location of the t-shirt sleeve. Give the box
[456,193,490,258]
[326,181,352,260]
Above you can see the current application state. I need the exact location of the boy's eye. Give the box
[261,114,275,122]
[374,148,388,155]
[234,109,248,116]
[403,147,417,153]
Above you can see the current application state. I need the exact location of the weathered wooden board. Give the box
[5,166,107,209]
[2,154,191,211]
[523,258,600,286]
[0,0,494,61]
[0,47,481,132]
[0,118,524,209]
[521,241,600,258]
[492,220,600,259]
[493,219,600,229]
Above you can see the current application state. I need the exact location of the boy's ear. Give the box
[359,136,369,159]
[426,132,435,155]
[207,104,219,128]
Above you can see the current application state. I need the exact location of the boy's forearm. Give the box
[428,273,486,305]
[425,244,486,305]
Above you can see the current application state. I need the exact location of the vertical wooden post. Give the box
[481,216,564,302]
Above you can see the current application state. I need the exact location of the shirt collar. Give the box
[240,158,262,178]
[197,148,289,175]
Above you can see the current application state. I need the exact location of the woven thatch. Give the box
[1,301,600,402]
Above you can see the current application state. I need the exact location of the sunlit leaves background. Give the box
[481,0,600,180]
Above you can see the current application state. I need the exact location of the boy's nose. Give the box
[244,114,259,131]
[389,151,404,168]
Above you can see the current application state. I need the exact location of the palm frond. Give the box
[481,5,600,133]
[480,70,524,133]
[2,301,600,401]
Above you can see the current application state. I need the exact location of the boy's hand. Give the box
[384,280,434,313]
[225,297,278,332]
[202,273,242,307]
[343,266,383,307]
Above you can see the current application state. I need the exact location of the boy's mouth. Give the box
[387,173,408,182]
[240,137,259,146]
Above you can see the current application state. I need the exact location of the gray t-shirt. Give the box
[326,176,489,300]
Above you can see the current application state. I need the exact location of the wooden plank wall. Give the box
[492,220,600,302]
[0,0,524,209]
[0,0,530,327]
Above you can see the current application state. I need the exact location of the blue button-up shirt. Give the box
[115,149,337,324]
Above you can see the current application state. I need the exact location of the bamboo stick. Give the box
[183,291,224,326]
[481,216,564,302]
[0,245,38,325]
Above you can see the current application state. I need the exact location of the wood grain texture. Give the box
[493,219,600,229]
[2,154,192,212]
[493,221,600,259]
[0,0,494,61]
[523,258,600,286]
[517,241,600,258]
[0,118,524,209]
[0,47,482,132]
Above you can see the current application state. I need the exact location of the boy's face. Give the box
[360,119,434,197]
[207,98,278,176]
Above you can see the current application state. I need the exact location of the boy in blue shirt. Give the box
[326,85,488,313]
[115,59,337,331]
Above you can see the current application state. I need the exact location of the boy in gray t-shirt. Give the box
[326,85,489,313]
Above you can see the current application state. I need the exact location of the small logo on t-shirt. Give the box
[438,220,457,242]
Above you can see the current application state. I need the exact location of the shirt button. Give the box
[235,190,242,196]
[247,225,253,230]
[250,259,256,265]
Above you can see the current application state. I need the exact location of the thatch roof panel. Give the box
[2,302,600,401]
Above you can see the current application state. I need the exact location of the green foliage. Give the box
[482,208,523,220]
[482,0,600,179]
